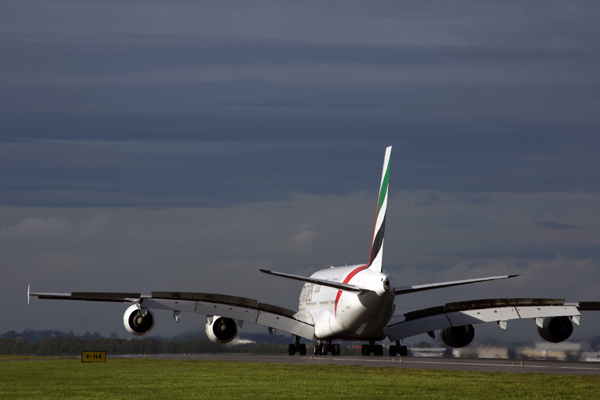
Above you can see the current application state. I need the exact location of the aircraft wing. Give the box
[386,298,599,341]
[28,289,315,340]
[29,291,142,303]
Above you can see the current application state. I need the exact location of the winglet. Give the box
[368,146,392,272]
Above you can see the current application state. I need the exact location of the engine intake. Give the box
[440,325,475,348]
[123,304,155,336]
[205,316,238,344]
[537,316,573,343]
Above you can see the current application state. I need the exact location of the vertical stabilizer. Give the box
[368,146,392,272]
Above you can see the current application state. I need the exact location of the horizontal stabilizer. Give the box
[394,274,519,296]
[259,269,372,294]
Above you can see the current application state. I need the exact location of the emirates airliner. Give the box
[29,146,598,356]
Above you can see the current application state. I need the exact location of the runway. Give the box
[118,353,600,376]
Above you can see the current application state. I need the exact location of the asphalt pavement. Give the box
[115,353,600,376]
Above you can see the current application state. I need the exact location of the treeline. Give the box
[0,336,288,356]
[1,329,110,344]
[1,329,294,345]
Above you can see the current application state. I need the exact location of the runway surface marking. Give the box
[306,356,600,371]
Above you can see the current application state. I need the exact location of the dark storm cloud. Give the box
[2,33,599,120]
[3,33,597,74]
[431,244,600,260]
[1,2,599,207]
[535,221,580,230]
[1,132,599,207]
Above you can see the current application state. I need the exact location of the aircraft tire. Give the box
[298,344,307,355]
[320,343,329,355]
[399,345,408,357]
[288,344,296,355]
[374,345,384,356]
[389,345,397,356]
[333,344,341,355]
[361,344,370,356]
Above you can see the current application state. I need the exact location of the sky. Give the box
[1,1,600,345]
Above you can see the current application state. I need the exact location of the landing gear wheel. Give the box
[389,345,397,357]
[314,344,321,355]
[320,343,329,355]
[298,344,307,356]
[374,345,384,356]
[332,344,341,356]
[288,336,304,356]
[399,345,408,357]
[361,344,370,356]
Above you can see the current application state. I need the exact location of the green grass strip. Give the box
[0,358,598,399]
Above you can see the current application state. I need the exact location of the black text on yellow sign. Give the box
[81,351,106,362]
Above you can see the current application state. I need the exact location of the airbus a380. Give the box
[29,146,599,356]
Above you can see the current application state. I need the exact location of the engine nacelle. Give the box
[537,316,573,343]
[440,325,475,348]
[205,316,238,344]
[123,304,155,336]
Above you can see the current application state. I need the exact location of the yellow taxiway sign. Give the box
[81,351,106,362]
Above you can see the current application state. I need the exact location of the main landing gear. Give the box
[361,341,384,356]
[288,336,307,355]
[388,341,408,357]
[313,341,341,356]
[361,341,408,356]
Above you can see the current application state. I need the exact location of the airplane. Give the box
[29,146,600,357]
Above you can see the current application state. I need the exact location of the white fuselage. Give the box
[298,264,396,341]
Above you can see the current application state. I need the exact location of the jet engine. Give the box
[123,304,155,336]
[440,325,475,348]
[537,316,573,343]
[205,316,238,344]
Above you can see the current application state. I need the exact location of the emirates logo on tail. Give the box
[368,146,391,272]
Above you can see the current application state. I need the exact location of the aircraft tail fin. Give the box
[368,146,392,272]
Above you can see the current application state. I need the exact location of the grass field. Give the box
[1,357,599,399]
